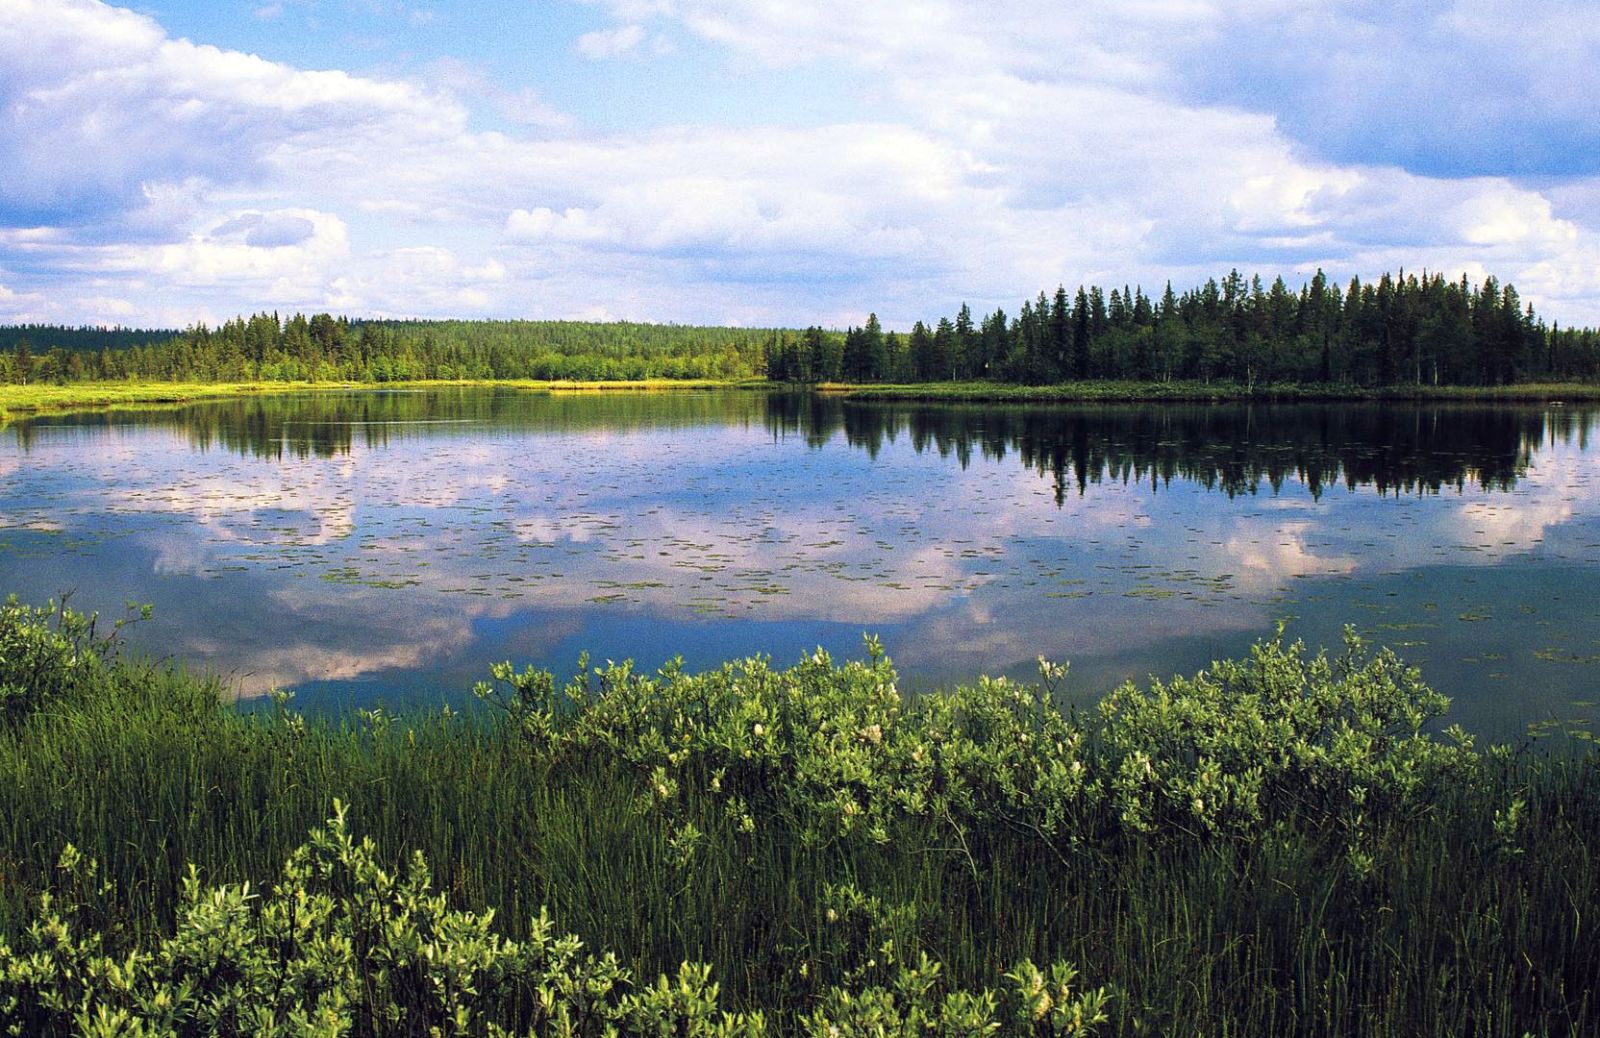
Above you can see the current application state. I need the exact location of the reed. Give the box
[0,602,1595,1035]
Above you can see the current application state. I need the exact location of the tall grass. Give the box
[0,602,1595,1035]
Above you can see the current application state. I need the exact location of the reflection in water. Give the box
[3,389,1599,741]
[18,390,1562,495]
[768,398,1557,499]
[8,390,776,461]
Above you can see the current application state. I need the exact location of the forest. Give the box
[0,317,772,384]
[770,270,1600,387]
[4,269,1600,389]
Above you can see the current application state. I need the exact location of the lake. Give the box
[3,387,1598,741]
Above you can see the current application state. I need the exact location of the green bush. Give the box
[1,600,1594,1036]
[474,628,1479,855]
[1096,627,1477,841]
[0,598,150,727]
[0,806,1110,1038]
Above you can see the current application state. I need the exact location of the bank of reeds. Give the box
[0,600,1595,1036]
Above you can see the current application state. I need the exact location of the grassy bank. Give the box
[826,379,1600,403]
[0,602,1596,1035]
[0,378,759,421]
[6,376,1599,424]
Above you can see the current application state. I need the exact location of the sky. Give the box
[1,0,1599,330]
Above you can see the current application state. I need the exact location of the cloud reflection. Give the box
[1,393,1596,703]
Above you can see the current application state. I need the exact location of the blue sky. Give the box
[2,0,1598,329]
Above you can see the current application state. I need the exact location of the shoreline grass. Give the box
[0,377,765,421]
[823,378,1600,403]
[0,602,1595,1035]
[5,376,1598,424]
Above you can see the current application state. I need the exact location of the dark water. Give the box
[3,388,1598,740]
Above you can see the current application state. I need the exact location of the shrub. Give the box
[0,807,1109,1037]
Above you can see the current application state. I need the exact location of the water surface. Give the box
[3,389,1598,740]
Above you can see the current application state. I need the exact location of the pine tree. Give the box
[1049,286,1070,383]
[12,337,31,385]
[862,314,886,382]
[954,303,976,380]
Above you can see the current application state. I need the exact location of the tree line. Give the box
[767,270,1600,387]
[0,316,772,385]
[2,268,1598,387]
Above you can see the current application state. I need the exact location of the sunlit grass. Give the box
[5,377,1597,422]
[0,377,762,420]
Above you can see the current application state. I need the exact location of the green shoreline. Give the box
[5,377,1599,424]
[0,378,768,421]
[821,378,1600,403]
[1,601,1596,1036]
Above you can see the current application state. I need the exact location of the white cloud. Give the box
[1,0,1599,328]
[422,58,573,131]
[577,23,646,59]
[507,207,612,244]
[102,209,350,287]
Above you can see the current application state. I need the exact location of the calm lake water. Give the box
[3,388,1599,740]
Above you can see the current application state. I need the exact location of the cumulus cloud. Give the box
[507,206,612,244]
[1169,0,1600,177]
[1,0,1600,327]
[0,0,462,224]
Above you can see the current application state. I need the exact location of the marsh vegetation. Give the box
[0,601,1595,1035]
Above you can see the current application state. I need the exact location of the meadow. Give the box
[0,599,1595,1036]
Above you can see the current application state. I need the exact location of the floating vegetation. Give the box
[1532,648,1600,665]
[3,390,1600,737]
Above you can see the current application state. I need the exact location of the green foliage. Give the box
[0,317,775,386]
[1095,628,1475,840]
[474,629,1475,855]
[8,265,1600,391]
[811,269,1598,388]
[0,601,1596,1036]
[0,597,147,726]
[0,806,1106,1038]
[801,953,1110,1038]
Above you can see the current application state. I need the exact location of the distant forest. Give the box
[0,318,771,384]
[771,271,1600,387]
[3,269,1599,387]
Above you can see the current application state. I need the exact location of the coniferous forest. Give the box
[770,270,1600,387]
[4,269,1600,390]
